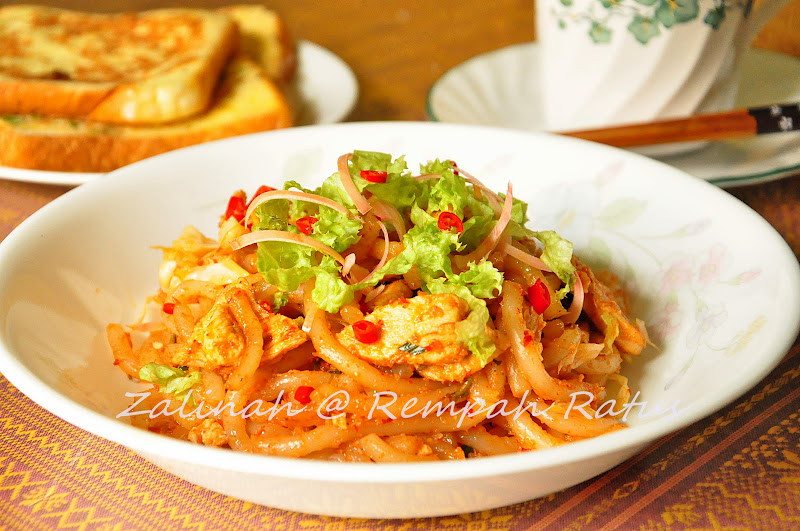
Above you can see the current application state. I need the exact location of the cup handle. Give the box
[709,0,793,107]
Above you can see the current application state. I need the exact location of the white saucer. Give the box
[427,42,800,187]
[0,40,358,187]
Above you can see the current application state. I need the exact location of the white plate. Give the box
[0,40,358,187]
[0,122,798,518]
[427,43,800,187]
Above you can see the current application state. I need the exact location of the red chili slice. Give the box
[162,302,176,315]
[437,211,464,234]
[248,185,276,207]
[353,320,380,343]
[294,385,314,405]
[449,160,460,176]
[224,194,247,222]
[527,279,551,314]
[361,170,388,183]
[296,216,319,235]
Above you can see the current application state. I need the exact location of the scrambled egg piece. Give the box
[261,312,308,361]
[337,293,489,382]
[186,298,245,370]
[188,419,227,446]
[167,288,306,370]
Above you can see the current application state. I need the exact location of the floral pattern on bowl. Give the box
[0,123,797,517]
[523,158,772,393]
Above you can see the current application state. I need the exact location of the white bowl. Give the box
[0,122,798,518]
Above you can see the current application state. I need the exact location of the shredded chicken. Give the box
[164,283,307,370]
[575,260,646,356]
[188,419,227,446]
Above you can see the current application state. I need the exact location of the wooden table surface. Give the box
[1,1,800,530]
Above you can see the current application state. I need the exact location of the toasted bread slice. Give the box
[0,56,291,173]
[220,5,297,85]
[0,5,238,124]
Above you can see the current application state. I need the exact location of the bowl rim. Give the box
[1,121,798,483]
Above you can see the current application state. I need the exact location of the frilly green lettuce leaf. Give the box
[459,213,494,251]
[601,313,619,354]
[426,261,504,365]
[403,206,463,280]
[253,199,289,232]
[312,267,356,313]
[450,260,504,299]
[499,192,530,226]
[318,173,357,210]
[428,170,470,218]
[419,158,455,175]
[312,207,363,253]
[531,230,576,297]
[283,180,316,220]
[366,175,429,213]
[138,363,201,404]
[256,240,316,292]
[347,150,408,192]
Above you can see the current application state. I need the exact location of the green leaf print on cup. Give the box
[628,15,661,43]
[656,0,700,27]
[703,5,726,28]
[553,0,742,44]
[589,22,613,42]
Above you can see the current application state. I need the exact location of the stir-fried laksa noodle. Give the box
[108,151,648,461]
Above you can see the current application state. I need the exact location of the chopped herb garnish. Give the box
[271,291,289,311]
[452,376,473,399]
[2,115,22,126]
[319,359,342,374]
[398,341,427,355]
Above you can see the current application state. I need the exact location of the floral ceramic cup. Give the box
[537,0,791,131]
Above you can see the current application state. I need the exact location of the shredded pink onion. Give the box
[501,243,552,272]
[244,190,351,228]
[369,198,406,238]
[338,153,372,215]
[361,222,390,283]
[562,273,584,324]
[230,230,347,266]
[341,253,357,277]
[364,284,387,304]
[457,182,514,265]
[302,304,319,333]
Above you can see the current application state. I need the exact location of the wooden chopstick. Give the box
[558,103,800,148]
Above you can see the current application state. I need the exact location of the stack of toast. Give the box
[0,4,297,173]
